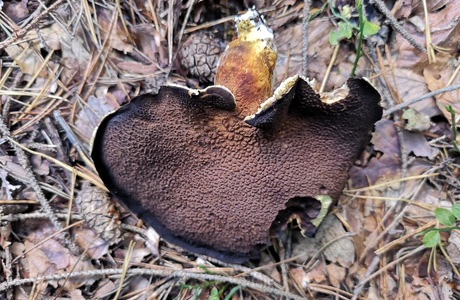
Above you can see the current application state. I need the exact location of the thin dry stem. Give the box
[319,44,339,93]
[352,246,426,300]
[0,115,79,253]
[114,240,136,299]
[7,138,107,191]
[302,0,310,77]
[383,83,460,116]
[0,0,64,51]
[370,0,426,53]
[0,268,307,299]
[422,0,436,63]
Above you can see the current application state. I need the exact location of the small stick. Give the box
[0,115,78,254]
[370,0,425,53]
[53,110,95,171]
[302,0,311,77]
[319,44,340,93]
[383,83,460,116]
[0,268,307,300]
[0,0,64,51]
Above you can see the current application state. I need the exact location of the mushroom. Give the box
[91,9,382,263]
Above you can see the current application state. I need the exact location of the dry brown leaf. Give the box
[290,267,308,290]
[393,0,413,19]
[411,0,451,15]
[126,276,151,298]
[114,234,152,263]
[30,155,50,176]
[305,261,327,285]
[386,68,440,117]
[423,53,460,123]
[372,119,401,156]
[98,8,134,53]
[24,240,60,288]
[0,169,19,200]
[350,119,433,187]
[395,1,460,71]
[64,256,96,291]
[446,231,460,264]
[73,227,110,260]
[0,156,32,183]
[0,222,12,250]
[5,22,90,82]
[115,60,159,74]
[131,24,168,67]
[404,184,442,225]
[275,19,366,90]
[3,0,29,23]
[292,215,356,267]
[5,45,51,77]
[401,131,439,159]
[94,279,117,298]
[402,108,432,132]
[326,263,346,287]
[269,2,303,30]
[69,289,85,300]
[14,220,97,292]
[75,93,123,141]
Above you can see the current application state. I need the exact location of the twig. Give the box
[53,110,95,171]
[421,0,436,63]
[7,139,107,191]
[0,0,64,51]
[177,0,196,48]
[204,256,279,287]
[351,255,380,300]
[114,241,136,299]
[304,232,356,271]
[383,83,460,116]
[0,268,306,299]
[370,0,425,53]
[351,246,425,300]
[302,0,311,77]
[183,7,275,34]
[319,44,340,93]
[277,239,290,293]
[0,212,81,222]
[167,0,174,66]
[11,221,84,265]
[0,115,79,254]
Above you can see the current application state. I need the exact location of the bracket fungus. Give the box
[91,9,382,263]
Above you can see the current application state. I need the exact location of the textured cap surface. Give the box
[91,77,382,263]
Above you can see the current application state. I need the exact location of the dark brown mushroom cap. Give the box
[91,77,382,263]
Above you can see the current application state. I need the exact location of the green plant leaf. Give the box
[435,207,456,226]
[363,20,380,37]
[423,230,440,248]
[224,286,241,300]
[342,5,351,19]
[452,204,460,220]
[209,287,219,300]
[329,21,353,45]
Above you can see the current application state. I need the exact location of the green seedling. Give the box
[327,0,380,76]
[420,204,460,277]
[421,204,460,249]
[328,0,380,46]
[178,281,241,300]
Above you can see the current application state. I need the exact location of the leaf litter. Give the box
[0,0,459,299]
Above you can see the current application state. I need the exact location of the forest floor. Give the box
[0,0,459,299]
